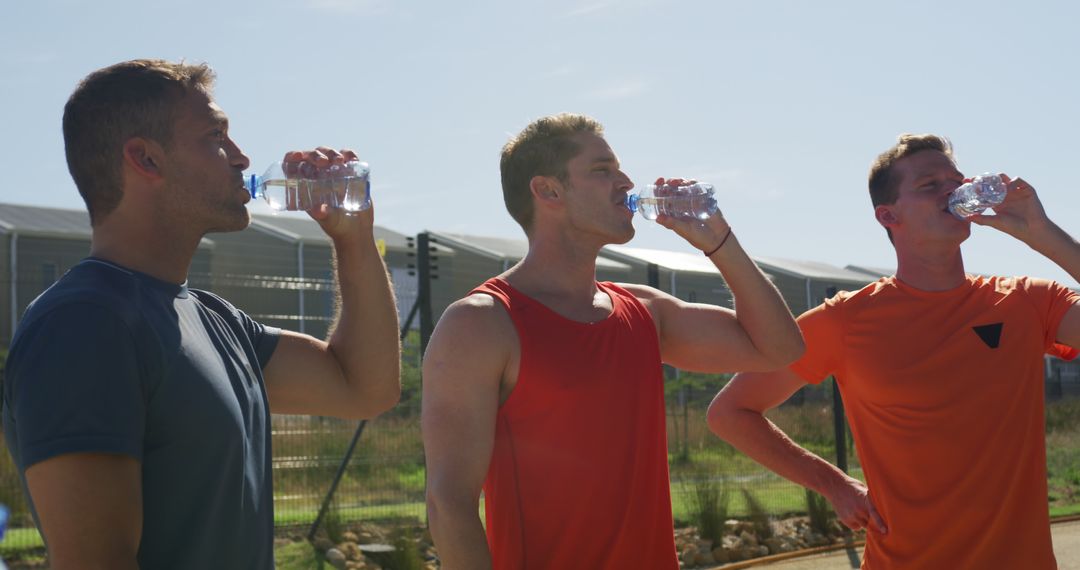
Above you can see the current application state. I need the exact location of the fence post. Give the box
[418,232,435,355]
[832,379,848,473]
[823,286,849,473]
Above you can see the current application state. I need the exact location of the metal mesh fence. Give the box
[3,271,1080,559]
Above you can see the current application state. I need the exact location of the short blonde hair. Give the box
[499,113,604,232]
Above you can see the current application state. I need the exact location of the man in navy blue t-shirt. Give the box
[1,59,401,570]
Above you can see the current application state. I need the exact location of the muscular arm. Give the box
[708,368,885,533]
[264,148,400,419]
[972,176,1080,347]
[620,233,803,373]
[638,190,803,372]
[25,453,142,570]
[421,295,514,570]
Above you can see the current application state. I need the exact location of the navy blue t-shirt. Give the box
[2,258,280,569]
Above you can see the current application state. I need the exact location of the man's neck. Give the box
[503,230,605,305]
[89,211,201,285]
[893,244,967,292]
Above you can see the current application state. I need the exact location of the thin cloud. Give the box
[305,0,384,13]
[583,80,647,101]
[0,51,59,65]
[539,64,578,79]
[564,2,616,17]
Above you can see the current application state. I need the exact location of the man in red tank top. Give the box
[422,113,806,569]
[708,134,1080,569]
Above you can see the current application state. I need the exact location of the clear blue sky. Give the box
[3,0,1079,285]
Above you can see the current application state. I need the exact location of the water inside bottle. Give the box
[259,175,370,213]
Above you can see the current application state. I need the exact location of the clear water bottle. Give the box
[244,160,371,213]
[948,173,1007,219]
[0,504,8,570]
[625,182,719,221]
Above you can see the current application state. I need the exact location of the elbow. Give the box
[363,378,402,419]
[761,333,805,370]
[426,488,445,531]
[706,393,739,442]
[425,482,471,534]
[706,387,761,445]
[779,335,806,367]
[371,380,402,417]
[343,369,401,420]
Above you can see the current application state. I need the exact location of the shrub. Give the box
[741,488,773,539]
[805,489,835,536]
[681,471,730,545]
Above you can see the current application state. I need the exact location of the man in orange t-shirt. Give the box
[708,133,1080,569]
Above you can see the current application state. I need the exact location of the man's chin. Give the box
[611,227,635,245]
[206,208,251,234]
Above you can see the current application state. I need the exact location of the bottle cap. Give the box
[244,174,260,198]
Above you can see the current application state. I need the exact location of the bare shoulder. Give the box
[439,293,514,331]
[613,282,672,303]
[613,282,680,314]
[426,293,517,360]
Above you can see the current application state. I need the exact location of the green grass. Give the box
[0,527,43,554]
[275,501,428,527]
[275,540,323,569]
[1050,503,1080,518]
[6,393,1080,559]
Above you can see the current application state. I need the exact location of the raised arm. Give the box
[708,368,885,534]
[422,295,515,570]
[263,147,401,419]
[972,175,1080,347]
[629,178,803,372]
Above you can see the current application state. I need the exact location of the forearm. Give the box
[708,404,851,498]
[427,496,492,570]
[327,231,401,415]
[708,235,804,364]
[1027,220,1080,284]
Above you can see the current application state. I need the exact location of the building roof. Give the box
[844,264,895,279]
[601,245,727,275]
[754,256,876,284]
[431,231,631,271]
[0,203,94,239]
[250,214,426,251]
[0,202,214,248]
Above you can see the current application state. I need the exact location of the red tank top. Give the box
[474,278,678,570]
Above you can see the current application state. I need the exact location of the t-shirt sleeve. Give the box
[1022,277,1080,352]
[7,303,146,469]
[193,289,281,369]
[235,306,280,369]
[788,300,846,385]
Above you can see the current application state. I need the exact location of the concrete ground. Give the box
[745,519,1080,569]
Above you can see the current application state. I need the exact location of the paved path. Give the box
[748,519,1080,569]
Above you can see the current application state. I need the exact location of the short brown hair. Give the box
[499,113,604,232]
[62,59,216,225]
[868,133,954,207]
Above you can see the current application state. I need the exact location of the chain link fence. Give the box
[3,271,1080,559]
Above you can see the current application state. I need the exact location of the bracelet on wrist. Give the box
[703,228,733,257]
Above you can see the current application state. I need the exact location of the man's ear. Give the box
[529,175,562,205]
[121,137,166,182]
[874,204,898,228]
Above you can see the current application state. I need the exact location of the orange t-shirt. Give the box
[474,279,679,570]
[791,275,1078,569]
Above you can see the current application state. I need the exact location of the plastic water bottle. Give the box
[245,160,371,213]
[0,504,8,570]
[626,182,719,221]
[948,173,1007,219]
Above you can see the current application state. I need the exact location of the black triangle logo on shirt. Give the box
[972,323,1004,349]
